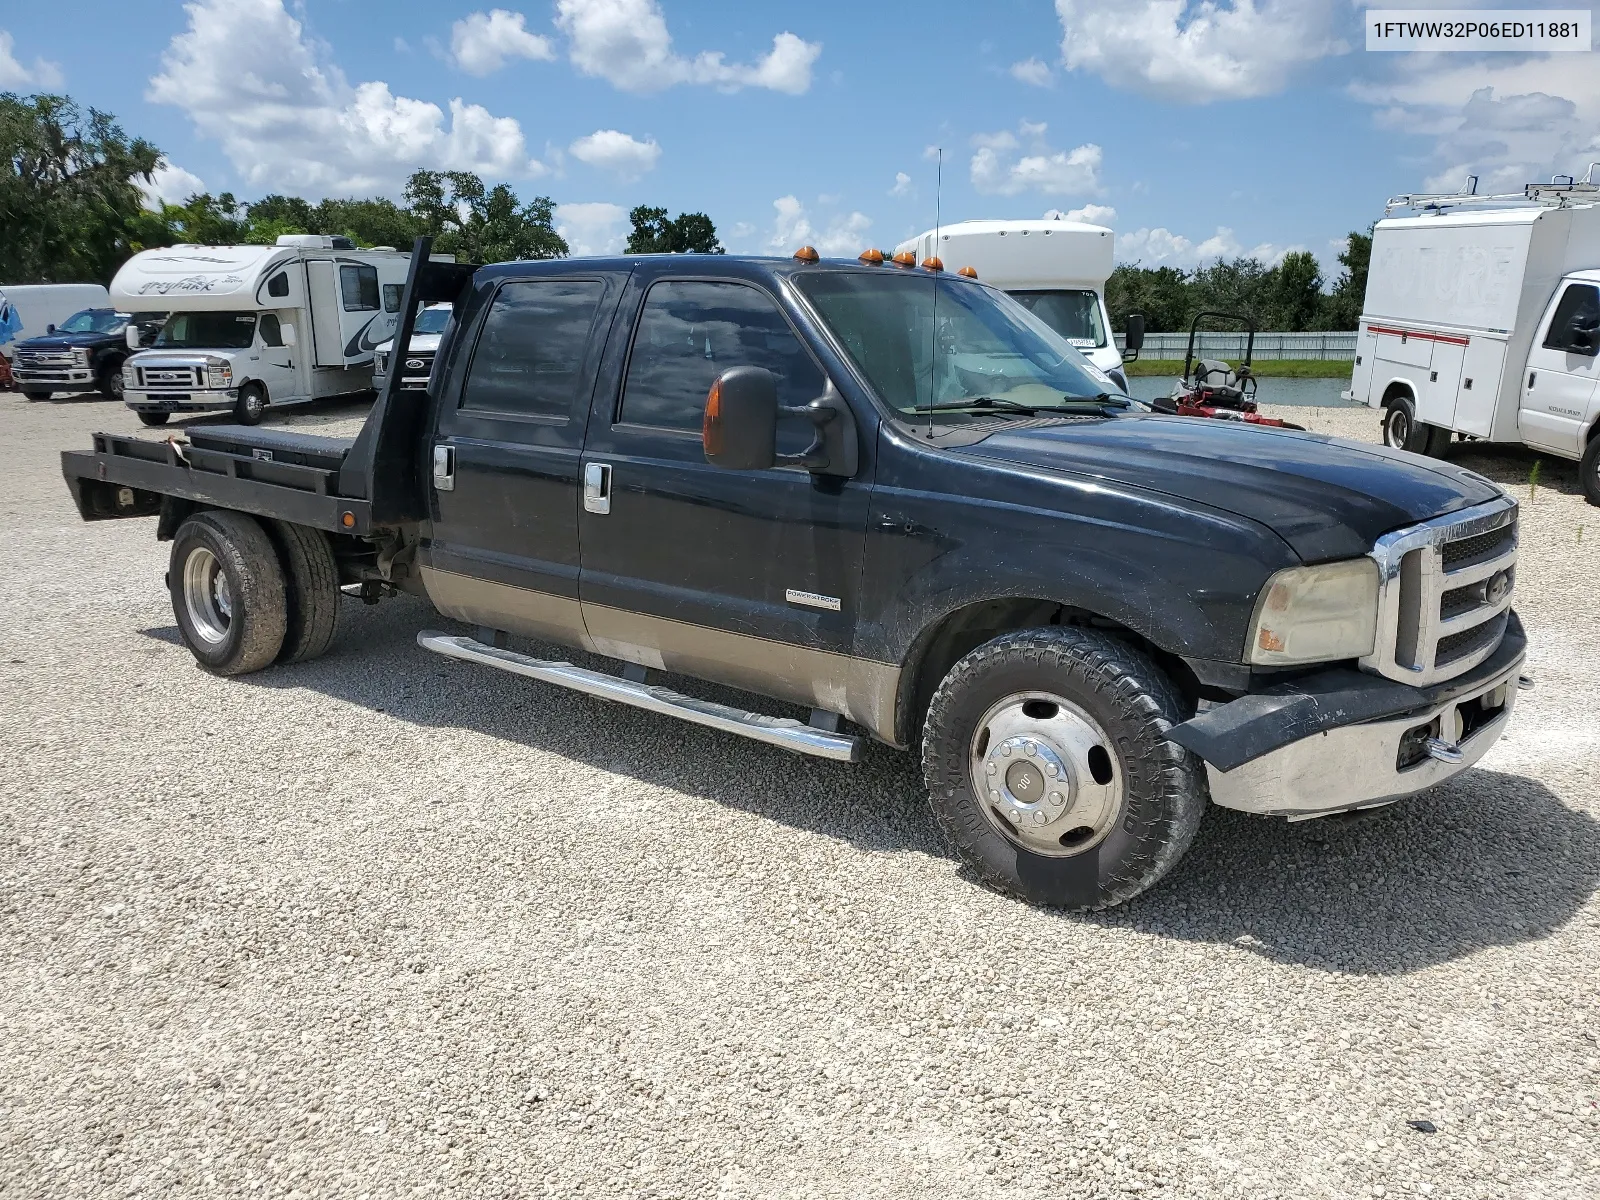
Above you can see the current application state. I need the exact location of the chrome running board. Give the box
[417,631,863,763]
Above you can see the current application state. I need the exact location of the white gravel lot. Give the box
[1,390,1597,1199]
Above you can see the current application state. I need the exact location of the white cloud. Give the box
[1054,0,1348,104]
[556,201,629,256]
[568,129,661,180]
[889,171,913,197]
[555,0,820,94]
[137,159,208,210]
[769,196,872,257]
[1010,57,1052,87]
[1116,224,1300,268]
[451,9,556,76]
[147,0,545,196]
[0,30,63,89]
[970,122,1102,196]
[1044,203,1117,225]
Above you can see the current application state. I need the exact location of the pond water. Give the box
[1126,374,1361,409]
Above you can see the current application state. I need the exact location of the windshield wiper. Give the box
[918,396,1038,414]
[1062,392,1134,408]
[917,394,1133,418]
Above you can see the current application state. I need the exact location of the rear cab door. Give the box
[420,266,627,645]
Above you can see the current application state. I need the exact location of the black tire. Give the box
[99,361,125,401]
[168,511,288,675]
[1382,394,1444,456]
[137,411,171,426]
[1582,434,1600,508]
[23,390,51,402]
[235,382,266,425]
[922,627,1207,910]
[267,520,341,663]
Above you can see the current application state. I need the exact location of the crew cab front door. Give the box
[421,273,620,646]
[1522,280,1600,456]
[576,274,884,726]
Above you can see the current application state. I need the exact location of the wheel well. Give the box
[896,598,1201,748]
[1379,381,1413,411]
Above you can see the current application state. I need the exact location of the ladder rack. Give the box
[1386,165,1600,215]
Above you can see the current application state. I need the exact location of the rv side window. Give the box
[266,272,290,299]
[340,265,380,312]
[1543,284,1600,353]
[461,280,606,420]
[259,314,284,347]
[382,284,403,313]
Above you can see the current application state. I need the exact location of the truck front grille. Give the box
[399,351,434,389]
[17,350,73,368]
[1362,497,1518,687]
[136,365,204,389]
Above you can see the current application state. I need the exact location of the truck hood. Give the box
[960,414,1503,562]
[374,331,443,355]
[16,333,117,351]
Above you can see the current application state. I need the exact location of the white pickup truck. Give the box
[1346,176,1600,504]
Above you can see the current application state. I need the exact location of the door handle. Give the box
[583,461,612,515]
[432,444,455,492]
[1528,371,1536,389]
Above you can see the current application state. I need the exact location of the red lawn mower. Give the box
[1149,311,1304,430]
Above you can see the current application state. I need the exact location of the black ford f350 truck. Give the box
[61,240,1529,909]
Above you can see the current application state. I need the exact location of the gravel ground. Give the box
[1,390,1597,1199]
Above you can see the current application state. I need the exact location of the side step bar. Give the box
[417,631,863,763]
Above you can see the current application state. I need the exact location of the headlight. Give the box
[1247,558,1379,666]
[72,347,90,367]
[375,351,388,374]
[205,358,234,389]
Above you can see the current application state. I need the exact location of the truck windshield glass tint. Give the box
[340,265,379,312]
[1543,284,1599,352]
[154,312,257,350]
[622,280,824,433]
[795,272,1113,416]
[1009,289,1107,348]
[414,306,452,334]
[462,280,604,418]
[55,309,126,335]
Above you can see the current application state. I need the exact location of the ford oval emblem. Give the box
[406,358,425,369]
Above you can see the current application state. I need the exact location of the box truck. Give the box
[110,237,417,426]
[893,218,1130,391]
[1346,175,1600,504]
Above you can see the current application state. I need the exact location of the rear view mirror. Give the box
[126,326,140,350]
[703,367,778,471]
[1124,313,1146,362]
[281,322,297,347]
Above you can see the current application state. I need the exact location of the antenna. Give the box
[926,147,942,437]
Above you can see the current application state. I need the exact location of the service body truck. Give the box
[1347,186,1600,504]
[894,218,1129,391]
[111,236,413,426]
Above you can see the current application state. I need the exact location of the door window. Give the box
[620,280,825,433]
[259,314,284,347]
[340,264,380,312]
[461,279,606,419]
[1543,284,1600,355]
[382,284,403,312]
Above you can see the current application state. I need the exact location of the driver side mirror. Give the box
[47,323,56,335]
[281,322,297,347]
[1570,312,1599,355]
[125,325,141,350]
[1123,313,1145,362]
[703,366,859,477]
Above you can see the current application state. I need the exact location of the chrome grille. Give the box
[1361,497,1518,687]
[136,365,203,389]
[17,350,72,368]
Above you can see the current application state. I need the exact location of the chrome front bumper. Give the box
[1205,661,1523,819]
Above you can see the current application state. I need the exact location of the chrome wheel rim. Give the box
[1385,407,1409,447]
[183,547,232,645]
[243,389,263,417]
[969,691,1125,857]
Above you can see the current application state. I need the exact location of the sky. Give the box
[2,0,1597,277]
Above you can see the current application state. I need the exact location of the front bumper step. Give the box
[417,631,863,762]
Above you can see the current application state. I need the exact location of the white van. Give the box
[0,282,111,364]
[1346,181,1600,503]
[110,236,415,426]
[893,218,1128,390]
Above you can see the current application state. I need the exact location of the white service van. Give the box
[110,236,415,426]
[893,218,1129,390]
[1346,178,1600,504]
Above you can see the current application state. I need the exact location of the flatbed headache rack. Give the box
[1386,164,1600,215]
[59,237,477,538]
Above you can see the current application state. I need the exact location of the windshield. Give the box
[414,306,452,334]
[56,309,128,335]
[154,312,257,350]
[1009,290,1107,349]
[794,271,1125,418]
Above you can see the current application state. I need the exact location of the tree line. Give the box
[1105,236,1371,335]
[1,92,722,286]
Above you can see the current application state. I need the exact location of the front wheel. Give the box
[235,383,266,425]
[1581,435,1600,507]
[922,627,1207,910]
[100,364,125,401]
[137,411,170,426]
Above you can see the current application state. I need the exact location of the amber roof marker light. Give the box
[793,245,819,263]
[858,248,885,264]
[921,256,944,272]
[891,250,917,267]
[958,266,978,278]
